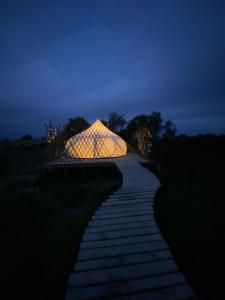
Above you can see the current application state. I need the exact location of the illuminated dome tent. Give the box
[65,119,127,158]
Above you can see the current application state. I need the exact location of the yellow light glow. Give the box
[65,119,127,158]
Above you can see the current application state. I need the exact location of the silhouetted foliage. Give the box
[149,111,162,139]
[21,134,32,140]
[162,120,176,139]
[44,121,66,160]
[126,112,163,156]
[154,134,225,169]
[126,114,150,153]
[100,119,108,127]
[64,117,89,139]
[144,133,225,300]
[127,114,149,134]
[108,112,126,132]
[45,117,89,160]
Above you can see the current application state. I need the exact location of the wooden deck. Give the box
[43,153,148,169]
[65,156,196,299]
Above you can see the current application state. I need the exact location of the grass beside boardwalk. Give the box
[143,136,225,300]
[0,142,47,179]
[0,143,121,300]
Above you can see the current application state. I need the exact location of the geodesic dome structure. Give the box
[65,119,127,159]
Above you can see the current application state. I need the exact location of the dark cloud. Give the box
[0,0,225,139]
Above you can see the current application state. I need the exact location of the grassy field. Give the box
[144,136,225,300]
[0,143,121,300]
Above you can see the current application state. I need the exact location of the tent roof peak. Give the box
[92,119,104,125]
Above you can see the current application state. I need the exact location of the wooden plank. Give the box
[69,259,178,287]
[86,220,156,233]
[83,226,160,241]
[75,250,172,271]
[102,199,154,207]
[88,215,154,227]
[78,240,168,260]
[96,204,153,214]
[66,272,186,300]
[80,233,162,249]
[92,210,154,220]
[100,201,154,209]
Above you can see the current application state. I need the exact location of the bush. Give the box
[21,134,32,140]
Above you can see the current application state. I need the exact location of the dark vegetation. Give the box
[1,112,225,300]
[0,142,121,300]
[64,117,89,139]
[45,111,170,159]
[144,134,225,300]
[21,134,33,140]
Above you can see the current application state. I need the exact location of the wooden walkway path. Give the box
[65,158,196,300]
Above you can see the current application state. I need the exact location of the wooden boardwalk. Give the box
[65,157,196,300]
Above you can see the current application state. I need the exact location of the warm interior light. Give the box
[65,119,127,158]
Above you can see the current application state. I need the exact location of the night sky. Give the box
[1,0,225,139]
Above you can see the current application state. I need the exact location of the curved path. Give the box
[66,157,196,300]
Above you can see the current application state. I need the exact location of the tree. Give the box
[44,121,66,160]
[126,112,163,156]
[108,112,126,132]
[100,119,108,127]
[135,127,152,155]
[147,111,163,158]
[45,117,89,160]
[162,120,176,139]
[126,115,151,154]
[148,111,162,139]
[64,117,89,139]
[126,115,149,135]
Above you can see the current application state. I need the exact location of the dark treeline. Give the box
[60,112,225,163]
[3,112,224,165]
[61,111,176,158]
[155,134,225,178]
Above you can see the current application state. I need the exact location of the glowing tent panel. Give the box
[65,119,127,158]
